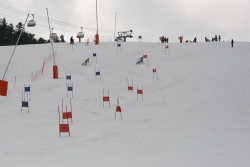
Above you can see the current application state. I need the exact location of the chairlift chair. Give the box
[27,14,36,27]
[77,27,84,38]
[50,33,58,41]
[50,28,58,41]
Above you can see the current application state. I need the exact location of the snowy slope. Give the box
[1,41,250,167]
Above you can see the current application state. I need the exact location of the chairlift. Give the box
[116,30,133,42]
[27,14,36,27]
[50,28,59,41]
[0,19,3,26]
[77,27,84,38]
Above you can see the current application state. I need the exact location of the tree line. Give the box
[0,18,49,46]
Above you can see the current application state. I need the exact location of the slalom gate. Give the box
[67,83,73,98]
[127,77,133,91]
[62,98,73,124]
[58,106,70,137]
[85,38,89,46]
[165,44,170,55]
[115,97,122,119]
[66,73,72,86]
[95,67,101,79]
[153,68,158,80]
[21,84,31,112]
[143,54,149,64]
[138,35,142,43]
[92,53,97,63]
[103,89,110,108]
[137,86,143,101]
[117,43,122,53]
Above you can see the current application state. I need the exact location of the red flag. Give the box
[165,45,169,49]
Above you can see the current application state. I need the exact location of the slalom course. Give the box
[1,41,250,167]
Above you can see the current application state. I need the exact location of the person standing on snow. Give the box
[70,36,74,44]
[231,39,234,47]
[218,35,221,42]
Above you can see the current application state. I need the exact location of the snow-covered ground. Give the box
[1,41,250,167]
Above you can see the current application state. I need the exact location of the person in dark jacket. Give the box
[231,39,234,47]
[70,36,74,44]
[193,37,197,43]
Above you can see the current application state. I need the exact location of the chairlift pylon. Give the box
[77,27,84,38]
[27,14,36,27]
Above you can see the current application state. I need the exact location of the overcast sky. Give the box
[0,0,250,43]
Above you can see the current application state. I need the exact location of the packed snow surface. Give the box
[1,41,250,167]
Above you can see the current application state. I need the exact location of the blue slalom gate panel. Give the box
[68,86,73,91]
[117,44,121,47]
[96,71,100,75]
[66,76,71,80]
[93,53,96,57]
[139,35,142,39]
[22,101,29,107]
[24,87,30,92]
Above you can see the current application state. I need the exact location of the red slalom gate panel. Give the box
[115,97,122,119]
[60,124,69,133]
[62,99,73,124]
[116,106,121,112]
[103,89,110,107]
[128,86,133,91]
[137,86,143,101]
[137,89,143,94]
[63,112,72,119]
[153,69,156,73]
[103,96,110,101]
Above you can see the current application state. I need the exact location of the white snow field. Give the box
[1,41,250,167]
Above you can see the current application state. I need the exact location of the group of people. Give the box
[205,35,221,42]
[160,36,169,43]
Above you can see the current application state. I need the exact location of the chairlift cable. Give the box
[0,3,114,33]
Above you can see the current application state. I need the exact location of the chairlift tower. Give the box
[116,30,133,42]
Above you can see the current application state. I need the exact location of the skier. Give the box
[136,57,143,65]
[193,37,197,43]
[82,58,89,66]
[166,38,169,43]
[70,36,74,44]
[60,35,65,42]
[218,35,221,42]
[231,39,234,48]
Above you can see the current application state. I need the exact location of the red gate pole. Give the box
[142,85,143,101]
[137,86,138,101]
[70,98,73,124]
[108,90,110,108]
[58,106,61,137]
